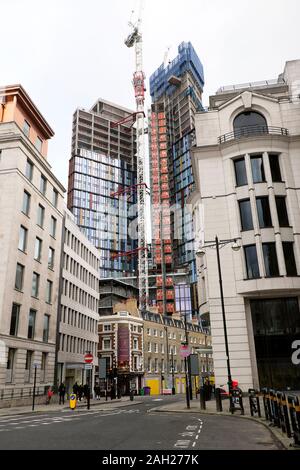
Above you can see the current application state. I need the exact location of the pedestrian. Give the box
[83,383,89,401]
[46,387,54,405]
[94,384,101,400]
[110,385,115,400]
[73,381,79,398]
[58,382,66,405]
[78,384,83,401]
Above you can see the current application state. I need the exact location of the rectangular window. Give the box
[15,263,24,291]
[48,247,55,269]
[37,204,45,228]
[40,175,47,195]
[7,348,15,372]
[275,197,289,227]
[46,280,53,303]
[269,154,282,182]
[25,350,33,371]
[43,315,50,342]
[239,199,253,230]
[23,120,31,137]
[234,158,247,186]
[28,309,36,339]
[103,339,111,350]
[283,242,297,277]
[34,237,42,261]
[256,197,272,228]
[104,324,111,332]
[50,216,57,238]
[251,155,265,183]
[35,136,43,152]
[263,243,279,277]
[31,272,40,298]
[18,226,28,252]
[52,189,58,208]
[25,160,33,181]
[22,191,31,216]
[10,304,20,336]
[244,245,260,279]
[46,280,53,304]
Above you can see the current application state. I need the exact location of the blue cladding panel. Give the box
[150,42,204,101]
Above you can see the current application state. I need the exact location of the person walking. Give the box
[73,381,79,399]
[83,383,90,401]
[46,387,54,405]
[58,382,66,405]
[78,384,83,401]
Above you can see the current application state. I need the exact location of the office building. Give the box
[190,60,300,390]
[67,99,138,314]
[0,84,65,404]
[56,208,100,394]
[149,42,205,319]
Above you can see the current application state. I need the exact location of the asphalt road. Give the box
[0,396,282,450]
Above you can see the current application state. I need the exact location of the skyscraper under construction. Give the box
[68,99,138,314]
[149,42,205,320]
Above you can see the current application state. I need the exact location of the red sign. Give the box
[84,353,93,364]
[180,345,191,358]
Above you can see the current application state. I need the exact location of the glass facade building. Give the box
[149,42,205,319]
[68,100,137,288]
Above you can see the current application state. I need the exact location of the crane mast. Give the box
[125,9,149,312]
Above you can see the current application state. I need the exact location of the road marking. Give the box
[192,442,196,448]
[180,431,195,437]
[0,414,49,423]
[186,425,198,431]
[174,440,190,448]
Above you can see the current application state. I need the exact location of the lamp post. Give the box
[171,351,175,395]
[196,236,240,413]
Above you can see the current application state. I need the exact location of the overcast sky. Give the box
[1,0,299,189]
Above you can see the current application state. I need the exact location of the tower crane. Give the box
[124,1,149,312]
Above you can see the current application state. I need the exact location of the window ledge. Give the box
[14,288,24,294]
[21,212,30,219]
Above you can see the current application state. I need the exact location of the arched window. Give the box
[233,111,267,137]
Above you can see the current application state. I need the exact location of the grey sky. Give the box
[1,0,299,189]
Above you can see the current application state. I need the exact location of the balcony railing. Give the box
[218,125,289,144]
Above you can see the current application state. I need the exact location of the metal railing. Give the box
[218,125,289,144]
[0,386,49,401]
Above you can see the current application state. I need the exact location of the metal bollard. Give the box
[215,387,222,412]
[199,387,206,410]
[287,395,300,446]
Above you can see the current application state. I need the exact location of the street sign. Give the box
[33,363,40,368]
[84,364,93,370]
[180,345,191,358]
[84,353,93,364]
[190,354,200,376]
[99,358,107,379]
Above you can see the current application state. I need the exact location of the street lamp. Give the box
[171,350,175,395]
[196,236,241,412]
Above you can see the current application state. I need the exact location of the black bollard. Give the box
[215,387,223,412]
[199,387,206,410]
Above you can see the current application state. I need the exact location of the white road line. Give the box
[0,414,49,423]
[192,442,196,448]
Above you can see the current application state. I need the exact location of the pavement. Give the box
[0,396,139,417]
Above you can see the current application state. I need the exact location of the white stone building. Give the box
[56,208,100,395]
[0,85,65,403]
[190,60,300,392]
